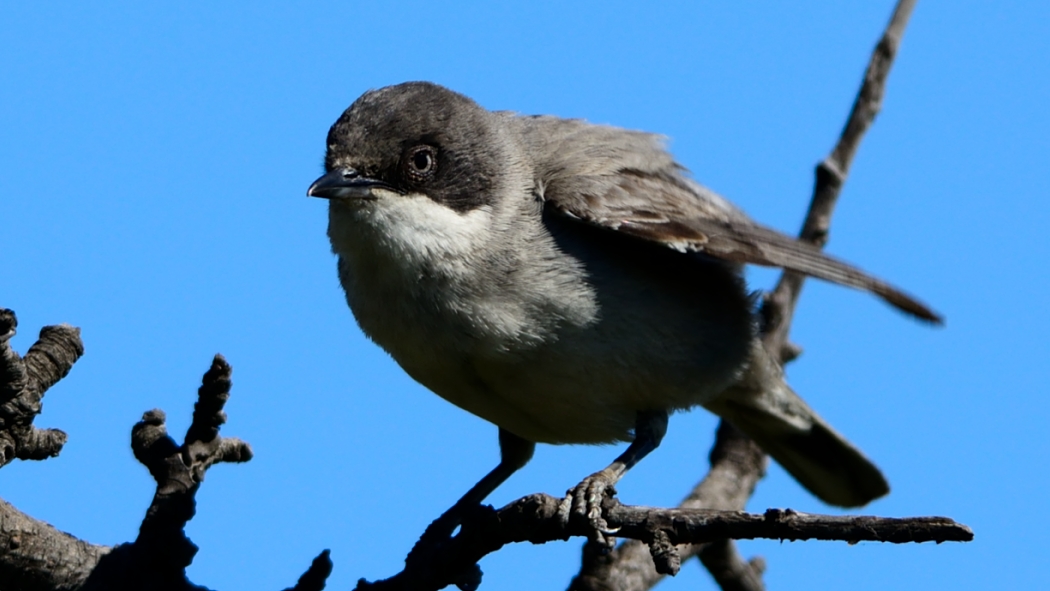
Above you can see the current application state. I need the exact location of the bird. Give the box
[307,81,940,539]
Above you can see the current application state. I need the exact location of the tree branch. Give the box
[86,354,256,590]
[697,540,766,591]
[761,0,921,360]
[0,310,332,590]
[352,4,960,591]
[0,4,951,591]
[570,421,767,591]
[567,2,926,589]
[356,488,970,591]
[0,307,82,467]
[575,3,926,589]
[0,497,111,591]
[0,308,100,591]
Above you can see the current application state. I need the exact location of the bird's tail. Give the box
[704,343,888,508]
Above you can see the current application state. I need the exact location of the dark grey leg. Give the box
[451,428,535,512]
[420,428,536,540]
[558,409,669,544]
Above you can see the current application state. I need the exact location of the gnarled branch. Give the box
[0,312,330,591]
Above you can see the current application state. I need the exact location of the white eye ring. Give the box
[405,145,437,181]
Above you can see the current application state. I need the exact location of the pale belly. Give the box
[339,214,755,445]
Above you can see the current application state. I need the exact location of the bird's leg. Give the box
[415,428,535,544]
[559,409,669,547]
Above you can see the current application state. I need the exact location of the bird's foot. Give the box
[557,469,621,549]
[404,503,490,590]
[405,502,465,570]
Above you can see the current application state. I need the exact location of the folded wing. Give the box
[541,163,941,324]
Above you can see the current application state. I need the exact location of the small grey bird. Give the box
[308,82,939,535]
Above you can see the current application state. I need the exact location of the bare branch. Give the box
[571,422,767,591]
[354,5,953,590]
[0,323,328,591]
[578,3,927,590]
[698,540,766,591]
[0,308,83,467]
[0,498,111,591]
[762,0,922,359]
[356,487,970,591]
[604,505,971,545]
[282,550,334,591]
[108,354,254,587]
[0,5,949,591]
[0,310,107,590]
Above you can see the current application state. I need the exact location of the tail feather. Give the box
[705,345,888,507]
[706,395,888,507]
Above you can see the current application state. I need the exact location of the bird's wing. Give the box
[529,128,941,323]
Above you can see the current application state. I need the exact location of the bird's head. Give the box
[308,81,515,214]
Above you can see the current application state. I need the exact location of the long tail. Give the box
[704,343,888,508]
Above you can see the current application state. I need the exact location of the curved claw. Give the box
[556,494,573,527]
[562,471,620,548]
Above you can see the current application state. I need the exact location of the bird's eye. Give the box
[404,145,437,182]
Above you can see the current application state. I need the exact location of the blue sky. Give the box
[2,2,1047,589]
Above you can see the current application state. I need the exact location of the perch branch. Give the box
[570,421,767,591]
[356,489,970,591]
[579,2,925,589]
[354,3,951,591]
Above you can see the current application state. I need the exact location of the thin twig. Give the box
[0,308,82,468]
[761,0,919,361]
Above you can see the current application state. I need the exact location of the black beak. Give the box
[307,168,390,200]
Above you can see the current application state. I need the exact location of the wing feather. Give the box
[614,214,942,323]
[519,118,942,323]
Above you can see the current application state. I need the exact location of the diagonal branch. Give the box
[571,421,767,591]
[761,0,921,361]
[578,1,925,589]
[0,497,111,591]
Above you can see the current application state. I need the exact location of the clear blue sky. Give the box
[3,2,1047,589]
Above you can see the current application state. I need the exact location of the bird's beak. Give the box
[307,168,390,200]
